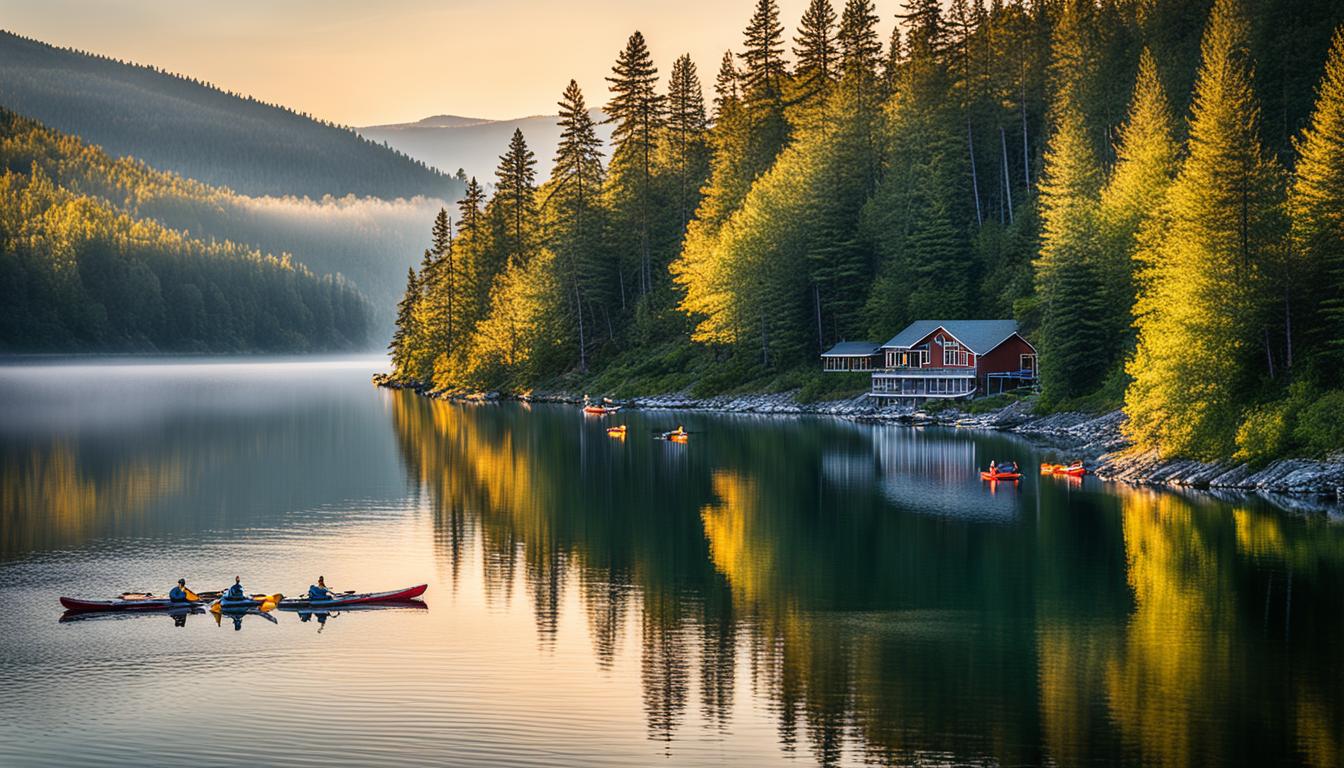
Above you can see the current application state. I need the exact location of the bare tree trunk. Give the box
[1020,64,1031,191]
[967,120,982,227]
[1000,126,1014,224]
[576,283,587,373]
[814,284,824,354]
[1264,327,1276,380]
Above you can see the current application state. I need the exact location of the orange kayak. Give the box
[1054,465,1086,477]
[1040,463,1061,474]
[606,425,627,437]
[667,433,688,443]
[981,471,1021,481]
[583,405,618,415]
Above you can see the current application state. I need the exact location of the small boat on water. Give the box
[980,470,1021,481]
[584,405,619,415]
[667,432,688,443]
[1042,462,1087,477]
[60,596,203,613]
[606,425,627,437]
[276,584,427,610]
[211,593,283,613]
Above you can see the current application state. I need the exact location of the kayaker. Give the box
[168,578,193,603]
[988,460,998,474]
[224,576,245,600]
[308,576,333,601]
[1009,461,1020,474]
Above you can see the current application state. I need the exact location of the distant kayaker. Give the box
[168,578,192,603]
[989,460,998,473]
[308,576,333,601]
[224,576,245,600]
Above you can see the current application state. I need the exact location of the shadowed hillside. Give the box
[0,30,464,200]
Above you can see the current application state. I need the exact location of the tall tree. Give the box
[389,267,420,379]
[664,54,710,235]
[1098,48,1178,363]
[551,80,609,371]
[606,30,665,297]
[1126,0,1288,459]
[1291,26,1344,377]
[492,128,538,268]
[741,0,791,165]
[791,0,838,111]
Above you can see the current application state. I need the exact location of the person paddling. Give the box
[308,576,334,601]
[168,578,197,603]
[224,576,245,600]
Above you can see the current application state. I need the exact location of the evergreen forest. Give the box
[389,0,1344,463]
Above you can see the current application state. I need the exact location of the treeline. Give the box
[0,105,447,334]
[0,30,463,199]
[0,111,372,352]
[389,0,1344,462]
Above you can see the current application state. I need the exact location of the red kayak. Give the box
[276,584,427,609]
[60,596,202,613]
[980,471,1022,481]
[583,405,619,415]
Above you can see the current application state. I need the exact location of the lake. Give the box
[1,357,1341,767]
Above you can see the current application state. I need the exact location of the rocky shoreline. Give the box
[374,374,1342,505]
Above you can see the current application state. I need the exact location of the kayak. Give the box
[277,584,427,610]
[980,471,1021,481]
[1040,463,1061,474]
[666,432,688,443]
[584,405,619,415]
[606,425,627,437]
[60,596,202,613]
[61,605,203,623]
[1054,465,1087,477]
[211,593,283,613]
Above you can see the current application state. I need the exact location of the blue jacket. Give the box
[169,586,188,602]
[308,585,333,600]
[224,583,245,599]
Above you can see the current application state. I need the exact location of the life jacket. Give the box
[169,586,188,602]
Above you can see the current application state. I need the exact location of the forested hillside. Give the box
[0,110,372,352]
[0,30,463,200]
[0,105,448,334]
[385,0,1344,463]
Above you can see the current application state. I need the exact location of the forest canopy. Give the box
[0,109,373,352]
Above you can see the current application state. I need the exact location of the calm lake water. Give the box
[1,358,1342,767]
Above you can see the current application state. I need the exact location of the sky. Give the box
[0,0,905,127]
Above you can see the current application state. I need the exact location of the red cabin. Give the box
[866,320,1036,402]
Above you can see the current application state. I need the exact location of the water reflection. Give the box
[389,392,1344,767]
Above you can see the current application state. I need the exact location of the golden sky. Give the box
[0,0,905,127]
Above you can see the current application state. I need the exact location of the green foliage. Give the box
[0,135,372,352]
[1293,390,1344,456]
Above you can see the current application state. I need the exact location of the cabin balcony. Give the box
[870,371,976,399]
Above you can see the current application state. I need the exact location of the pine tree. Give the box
[492,128,538,268]
[551,80,609,371]
[713,50,741,121]
[741,0,790,166]
[605,30,665,296]
[664,54,710,235]
[1125,0,1288,459]
[389,266,419,378]
[1099,48,1178,363]
[1291,26,1344,376]
[792,0,838,110]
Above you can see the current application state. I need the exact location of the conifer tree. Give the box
[664,54,710,234]
[741,0,790,166]
[1099,48,1177,361]
[389,266,419,378]
[492,128,538,268]
[551,80,609,371]
[713,51,741,121]
[791,0,838,110]
[1291,26,1344,374]
[1126,0,1288,459]
[606,31,665,296]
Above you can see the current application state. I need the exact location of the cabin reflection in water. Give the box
[387,393,1344,767]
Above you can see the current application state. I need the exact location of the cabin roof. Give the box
[820,341,880,357]
[881,320,1025,354]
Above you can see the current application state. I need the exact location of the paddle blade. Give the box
[185,588,200,601]
[259,601,276,613]
[210,601,221,615]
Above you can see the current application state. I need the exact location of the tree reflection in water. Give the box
[388,392,1344,767]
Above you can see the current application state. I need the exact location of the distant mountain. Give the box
[0,30,463,200]
[358,109,613,182]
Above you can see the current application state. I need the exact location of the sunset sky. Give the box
[0,0,905,126]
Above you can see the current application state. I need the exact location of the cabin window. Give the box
[1021,353,1037,372]
[943,341,969,367]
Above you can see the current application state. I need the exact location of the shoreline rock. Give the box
[372,374,1341,505]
